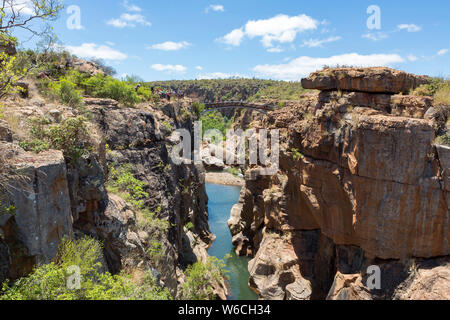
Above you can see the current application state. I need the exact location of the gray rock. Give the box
[7,149,73,264]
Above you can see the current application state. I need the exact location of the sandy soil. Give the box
[205,171,245,187]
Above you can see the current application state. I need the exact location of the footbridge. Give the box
[201,101,275,115]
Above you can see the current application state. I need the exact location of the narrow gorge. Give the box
[0,55,448,301]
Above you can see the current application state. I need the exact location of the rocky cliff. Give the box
[0,87,225,298]
[228,67,450,300]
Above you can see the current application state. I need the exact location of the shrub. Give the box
[182,257,228,300]
[107,164,149,209]
[147,241,164,263]
[185,221,194,231]
[199,111,233,137]
[411,78,446,97]
[192,102,205,117]
[83,75,140,107]
[20,116,90,161]
[48,78,84,108]
[47,117,90,161]
[226,167,241,177]
[19,139,50,153]
[137,86,152,101]
[291,148,304,161]
[0,237,171,300]
[435,133,450,146]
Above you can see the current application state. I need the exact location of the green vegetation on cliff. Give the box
[19,116,90,161]
[0,237,171,300]
[182,257,228,300]
[199,111,234,136]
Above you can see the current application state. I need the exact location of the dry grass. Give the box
[434,85,450,106]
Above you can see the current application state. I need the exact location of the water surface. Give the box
[206,183,258,300]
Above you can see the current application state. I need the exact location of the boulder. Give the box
[84,97,119,106]
[72,58,105,76]
[302,67,429,94]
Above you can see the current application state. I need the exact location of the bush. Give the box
[199,111,233,137]
[107,164,149,209]
[0,237,171,300]
[182,257,228,300]
[291,148,304,161]
[48,78,84,108]
[83,75,140,107]
[192,102,205,117]
[411,78,446,97]
[436,133,450,146]
[137,86,152,101]
[20,116,90,161]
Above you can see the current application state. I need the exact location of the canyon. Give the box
[0,62,449,300]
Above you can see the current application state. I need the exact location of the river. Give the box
[206,183,258,300]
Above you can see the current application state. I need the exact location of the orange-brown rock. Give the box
[230,68,449,300]
[301,67,429,94]
[327,257,450,300]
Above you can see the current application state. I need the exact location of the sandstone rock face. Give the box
[0,144,72,273]
[302,67,429,93]
[231,68,449,300]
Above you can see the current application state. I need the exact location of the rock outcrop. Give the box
[0,143,73,280]
[301,67,430,93]
[230,67,449,300]
[0,94,225,298]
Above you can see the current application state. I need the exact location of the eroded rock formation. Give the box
[229,67,450,300]
[0,93,225,298]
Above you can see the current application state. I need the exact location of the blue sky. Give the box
[23,0,450,81]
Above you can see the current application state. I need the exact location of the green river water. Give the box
[206,183,258,300]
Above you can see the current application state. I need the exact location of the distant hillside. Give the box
[145,79,307,102]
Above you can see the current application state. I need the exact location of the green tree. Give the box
[182,257,228,300]
[0,0,63,98]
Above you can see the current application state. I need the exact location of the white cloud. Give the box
[397,24,422,32]
[122,0,142,12]
[151,64,187,73]
[4,0,34,15]
[107,13,151,28]
[65,43,128,61]
[195,66,203,70]
[267,47,283,53]
[218,28,245,46]
[407,54,418,62]
[437,49,449,56]
[218,14,318,48]
[147,41,191,51]
[302,36,341,48]
[253,53,405,81]
[362,32,388,41]
[205,4,225,13]
[197,72,245,79]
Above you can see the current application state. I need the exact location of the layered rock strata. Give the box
[229,68,449,300]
